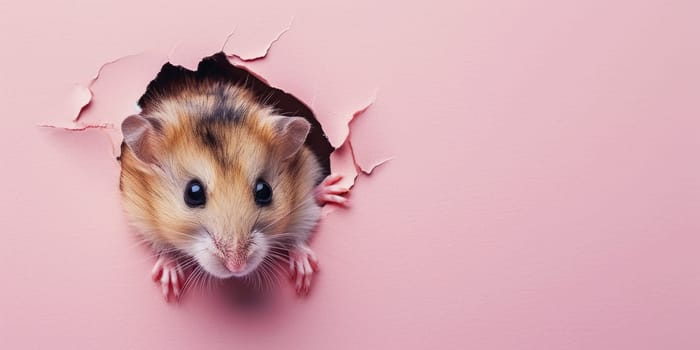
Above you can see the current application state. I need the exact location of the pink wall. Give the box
[1,0,699,348]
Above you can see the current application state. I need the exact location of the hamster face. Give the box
[119,83,321,279]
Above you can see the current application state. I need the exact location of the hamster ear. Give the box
[121,114,161,164]
[268,116,311,160]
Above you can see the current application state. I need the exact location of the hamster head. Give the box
[119,84,322,279]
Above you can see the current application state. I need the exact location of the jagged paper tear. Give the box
[223,18,293,62]
[41,21,389,192]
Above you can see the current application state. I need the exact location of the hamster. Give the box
[118,78,348,301]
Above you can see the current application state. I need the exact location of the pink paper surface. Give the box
[2,0,700,349]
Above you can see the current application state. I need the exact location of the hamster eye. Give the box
[184,179,206,208]
[254,179,272,206]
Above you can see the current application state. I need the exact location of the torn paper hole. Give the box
[42,29,389,192]
[136,52,334,175]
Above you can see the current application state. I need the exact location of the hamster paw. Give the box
[289,243,319,295]
[151,255,185,302]
[315,173,349,206]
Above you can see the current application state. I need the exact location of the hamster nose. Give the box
[224,259,247,273]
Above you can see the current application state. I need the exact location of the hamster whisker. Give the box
[177,256,203,271]
[181,267,200,296]
[205,273,214,294]
[250,268,265,291]
[192,269,205,296]
[251,209,263,235]
[259,264,273,291]
[261,248,291,271]
[268,254,287,265]
[250,264,266,291]
[180,249,209,295]
[262,257,288,277]
[193,268,208,297]
[264,250,289,260]
[250,256,282,292]
[264,247,291,260]
[263,258,286,288]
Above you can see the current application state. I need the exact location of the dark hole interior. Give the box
[136,52,334,176]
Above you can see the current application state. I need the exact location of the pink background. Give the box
[2,0,700,349]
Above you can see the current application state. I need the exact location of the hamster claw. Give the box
[315,173,349,206]
[151,255,184,302]
[289,244,319,296]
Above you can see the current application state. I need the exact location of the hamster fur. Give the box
[119,78,347,300]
